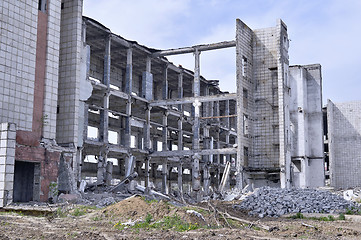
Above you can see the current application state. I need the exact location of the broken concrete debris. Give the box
[233,187,359,218]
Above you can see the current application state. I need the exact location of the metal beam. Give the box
[152,40,236,57]
[150,147,237,157]
[150,93,237,107]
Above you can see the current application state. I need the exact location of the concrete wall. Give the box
[328,100,361,189]
[0,1,38,131]
[57,0,83,145]
[289,65,324,188]
[252,25,283,169]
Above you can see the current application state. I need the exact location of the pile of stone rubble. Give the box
[234,187,359,218]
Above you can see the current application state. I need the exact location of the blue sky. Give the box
[83,0,361,104]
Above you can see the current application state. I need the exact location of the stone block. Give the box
[0,165,5,173]
[0,157,5,164]
[0,181,4,190]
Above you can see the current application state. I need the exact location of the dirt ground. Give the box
[0,196,361,240]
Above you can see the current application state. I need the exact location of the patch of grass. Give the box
[140,196,158,204]
[308,215,335,221]
[152,214,199,232]
[345,207,361,215]
[70,205,96,217]
[113,214,201,232]
[338,213,346,220]
[56,207,67,218]
[290,212,304,219]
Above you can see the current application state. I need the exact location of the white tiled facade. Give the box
[328,100,361,188]
[43,0,62,139]
[56,0,83,145]
[0,123,16,207]
[0,0,38,131]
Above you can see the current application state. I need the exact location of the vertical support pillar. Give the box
[99,35,111,144]
[99,93,109,143]
[178,71,183,111]
[97,149,108,185]
[162,161,168,194]
[0,123,16,207]
[178,117,183,150]
[83,104,89,141]
[125,47,133,94]
[203,126,211,195]
[105,161,113,186]
[225,100,231,165]
[236,19,245,189]
[162,111,169,193]
[142,56,153,100]
[144,106,151,192]
[125,47,133,177]
[177,163,183,195]
[103,35,111,86]
[162,64,168,100]
[192,48,201,201]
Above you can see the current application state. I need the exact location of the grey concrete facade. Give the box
[327,100,361,189]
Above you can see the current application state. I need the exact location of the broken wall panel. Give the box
[328,100,361,189]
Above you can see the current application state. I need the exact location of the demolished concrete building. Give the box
[0,0,325,207]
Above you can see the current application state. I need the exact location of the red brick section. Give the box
[16,145,60,201]
[15,8,60,202]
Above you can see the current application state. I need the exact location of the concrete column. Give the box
[192,48,201,200]
[125,155,135,177]
[124,98,132,147]
[178,72,183,111]
[99,93,109,143]
[83,104,89,141]
[105,161,113,186]
[145,157,150,192]
[97,150,107,185]
[235,19,245,189]
[162,64,168,100]
[99,36,111,144]
[177,163,183,195]
[162,111,169,151]
[103,35,111,86]
[0,123,16,207]
[162,161,168,194]
[142,56,153,100]
[125,47,133,94]
[137,132,142,150]
[203,125,210,194]
[178,117,183,150]
[144,106,151,192]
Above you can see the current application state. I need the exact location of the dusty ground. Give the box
[0,196,360,240]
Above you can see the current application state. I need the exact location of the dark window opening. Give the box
[38,0,47,12]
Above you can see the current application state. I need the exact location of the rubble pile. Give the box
[234,187,358,218]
